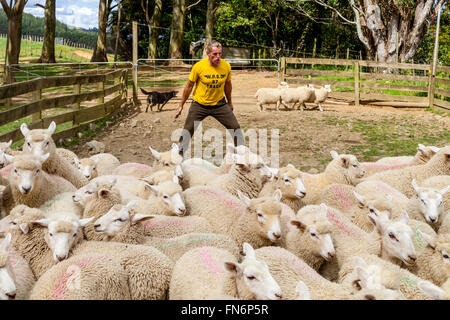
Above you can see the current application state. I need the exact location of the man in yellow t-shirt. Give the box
[174,40,244,157]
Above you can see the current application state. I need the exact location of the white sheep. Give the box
[135,180,186,216]
[7,153,77,210]
[418,279,450,300]
[169,243,282,300]
[140,166,183,186]
[300,150,365,205]
[0,233,35,300]
[20,121,88,188]
[55,148,79,168]
[76,153,120,180]
[92,200,238,261]
[304,84,331,112]
[407,179,450,231]
[140,215,213,238]
[39,192,83,218]
[366,145,450,198]
[280,86,314,111]
[185,186,283,249]
[259,164,306,212]
[255,88,283,112]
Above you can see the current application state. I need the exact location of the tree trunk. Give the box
[91,0,108,62]
[168,0,186,63]
[39,0,56,63]
[113,0,121,62]
[202,0,216,58]
[148,0,162,59]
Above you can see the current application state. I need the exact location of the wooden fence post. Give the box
[312,38,317,68]
[428,71,435,109]
[132,20,139,105]
[354,61,360,107]
[98,81,105,104]
[280,57,286,83]
[345,48,350,71]
[32,89,42,127]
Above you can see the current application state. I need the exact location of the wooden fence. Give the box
[0,68,129,144]
[280,57,449,111]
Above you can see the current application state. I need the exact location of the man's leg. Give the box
[178,101,209,157]
[211,103,244,147]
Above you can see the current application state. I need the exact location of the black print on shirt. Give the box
[203,74,227,89]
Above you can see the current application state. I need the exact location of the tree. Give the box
[91,0,113,62]
[168,0,201,61]
[202,0,216,57]
[0,0,28,80]
[37,0,56,63]
[141,0,163,59]
[113,0,121,62]
[290,0,448,62]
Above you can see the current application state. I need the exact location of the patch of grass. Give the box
[425,107,450,117]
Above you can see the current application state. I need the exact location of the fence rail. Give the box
[0,66,130,145]
[280,57,449,111]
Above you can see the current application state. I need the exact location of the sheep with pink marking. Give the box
[76,153,120,180]
[169,243,283,300]
[185,186,283,249]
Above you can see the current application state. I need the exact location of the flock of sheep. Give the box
[0,119,449,300]
[255,82,332,112]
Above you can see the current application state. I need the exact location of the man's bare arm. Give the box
[224,80,234,111]
[175,80,195,119]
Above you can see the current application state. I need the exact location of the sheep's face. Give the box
[249,199,282,243]
[435,237,450,267]
[146,181,186,216]
[412,182,449,224]
[21,122,56,158]
[0,235,16,300]
[290,205,335,261]
[33,217,92,262]
[149,144,183,171]
[276,167,306,199]
[225,243,282,300]
[10,154,49,195]
[371,211,417,266]
[73,181,99,206]
[233,152,272,181]
[341,155,365,184]
[143,167,181,186]
[0,150,13,169]
[77,158,98,180]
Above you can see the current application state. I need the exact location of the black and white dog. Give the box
[140,88,178,112]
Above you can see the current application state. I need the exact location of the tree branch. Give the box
[349,0,371,51]
[0,0,11,15]
[312,0,356,24]
[34,3,45,9]
[186,0,202,11]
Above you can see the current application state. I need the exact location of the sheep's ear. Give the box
[330,150,339,159]
[237,190,251,207]
[79,217,94,227]
[398,210,409,225]
[108,177,117,186]
[98,188,110,198]
[19,223,29,234]
[149,146,161,160]
[140,177,154,185]
[6,140,12,148]
[20,123,30,137]
[32,219,50,227]
[273,189,282,202]
[355,266,371,290]
[74,157,80,168]
[171,143,179,153]
[418,281,444,300]
[39,153,50,163]
[340,156,350,168]
[126,200,139,210]
[47,121,56,135]
[224,261,240,273]
[429,146,440,154]
[411,179,420,194]
[417,144,426,155]
[287,163,295,169]
[353,191,366,208]
[0,233,11,252]
[352,256,366,267]
[4,154,14,164]
[131,214,155,225]
[319,203,328,214]
[144,184,159,195]
[290,219,306,231]
[0,185,6,194]
[242,242,255,259]
[418,230,436,249]
[440,185,450,196]
[295,280,311,300]
[172,175,179,185]
[175,165,183,178]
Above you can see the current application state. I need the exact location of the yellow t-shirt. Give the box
[188,58,231,106]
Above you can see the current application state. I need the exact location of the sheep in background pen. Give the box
[254,82,289,112]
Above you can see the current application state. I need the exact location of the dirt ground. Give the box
[70,70,450,172]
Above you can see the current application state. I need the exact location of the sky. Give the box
[24,0,99,30]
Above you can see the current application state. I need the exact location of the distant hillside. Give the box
[0,11,98,48]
